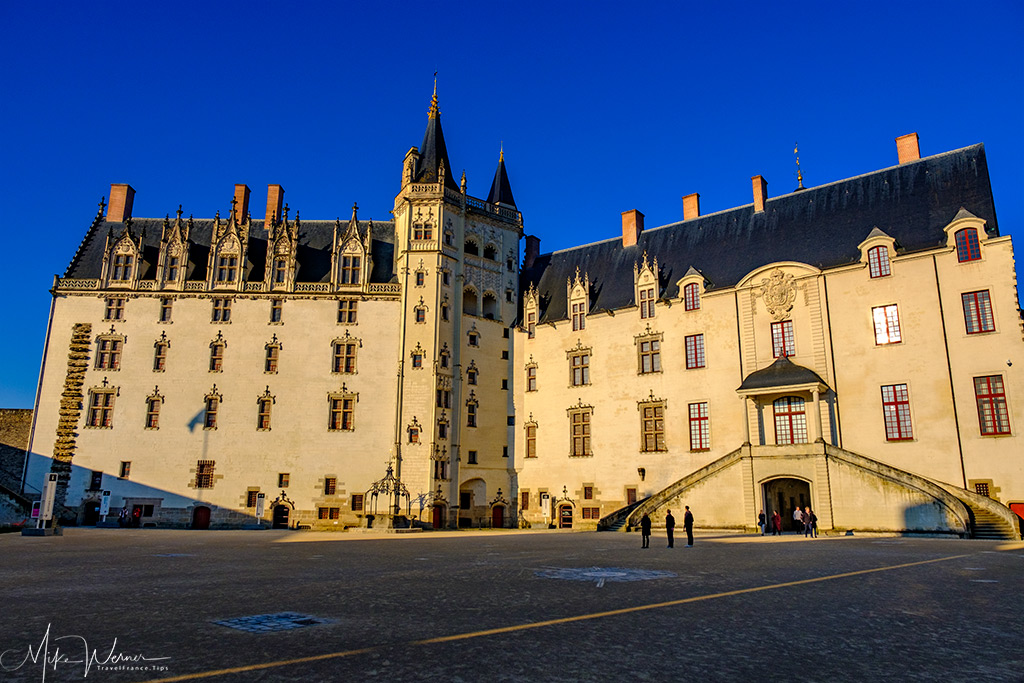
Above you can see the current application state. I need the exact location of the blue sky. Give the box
[2,1,1022,408]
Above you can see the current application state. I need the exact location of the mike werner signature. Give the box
[0,624,170,681]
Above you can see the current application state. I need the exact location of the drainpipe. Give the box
[932,255,968,488]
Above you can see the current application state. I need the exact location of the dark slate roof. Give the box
[487,154,516,208]
[64,218,396,284]
[414,109,460,192]
[738,356,827,392]
[522,144,998,323]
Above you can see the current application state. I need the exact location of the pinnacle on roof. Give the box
[414,79,459,191]
[486,145,516,208]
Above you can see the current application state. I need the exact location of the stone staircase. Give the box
[965,503,1020,540]
[597,497,649,532]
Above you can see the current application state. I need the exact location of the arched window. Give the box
[683,283,700,311]
[483,245,498,260]
[464,288,479,316]
[482,293,498,320]
[867,246,891,278]
[773,397,807,445]
[955,228,981,262]
[464,240,479,256]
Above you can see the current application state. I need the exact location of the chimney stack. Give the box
[107,184,136,223]
[683,193,700,221]
[524,235,541,269]
[896,133,920,164]
[621,209,645,247]
[233,184,250,222]
[751,176,768,213]
[265,184,285,228]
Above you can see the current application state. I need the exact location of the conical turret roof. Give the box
[487,148,516,207]
[414,85,459,191]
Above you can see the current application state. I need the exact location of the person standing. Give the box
[683,506,694,547]
[758,509,766,536]
[803,507,813,537]
[809,508,819,538]
[640,513,652,549]
[772,510,782,536]
[665,510,675,548]
[793,507,803,535]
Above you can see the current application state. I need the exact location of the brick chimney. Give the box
[233,184,250,222]
[107,184,136,223]
[683,193,700,221]
[265,184,285,228]
[896,133,920,164]
[524,235,541,268]
[751,176,768,213]
[621,209,645,247]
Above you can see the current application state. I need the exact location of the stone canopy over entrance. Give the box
[737,356,831,446]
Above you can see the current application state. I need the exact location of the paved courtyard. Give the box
[0,528,1021,682]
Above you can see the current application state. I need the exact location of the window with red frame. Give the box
[962,291,995,334]
[868,246,891,278]
[974,375,1011,435]
[771,321,795,358]
[872,305,902,345]
[773,396,807,444]
[955,228,981,262]
[689,402,709,451]
[881,384,913,441]
[685,334,705,369]
[683,283,701,310]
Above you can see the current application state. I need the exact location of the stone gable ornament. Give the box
[754,269,797,320]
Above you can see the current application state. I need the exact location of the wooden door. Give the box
[559,505,573,529]
[191,505,211,530]
[492,505,504,528]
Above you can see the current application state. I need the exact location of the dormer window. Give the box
[112,254,133,281]
[955,228,981,262]
[572,301,586,331]
[272,258,287,284]
[683,283,701,311]
[165,255,180,282]
[341,255,361,285]
[216,255,238,282]
[868,246,891,278]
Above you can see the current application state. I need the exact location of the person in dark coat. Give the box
[684,506,694,547]
[640,513,652,548]
[772,510,782,536]
[665,510,675,548]
[758,509,766,535]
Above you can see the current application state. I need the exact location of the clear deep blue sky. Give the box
[2,1,1022,408]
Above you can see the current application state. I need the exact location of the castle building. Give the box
[23,94,1024,537]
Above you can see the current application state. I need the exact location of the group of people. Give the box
[757,507,818,537]
[639,506,693,548]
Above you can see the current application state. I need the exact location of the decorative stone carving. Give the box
[753,269,797,320]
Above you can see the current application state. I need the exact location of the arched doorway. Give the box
[492,505,505,529]
[558,504,573,529]
[432,504,446,530]
[191,505,211,530]
[82,502,101,526]
[763,478,811,532]
[272,505,290,529]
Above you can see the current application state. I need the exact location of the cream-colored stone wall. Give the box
[517,224,1023,528]
[28,292,400,528]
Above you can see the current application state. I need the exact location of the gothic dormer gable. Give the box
[102,224,142,287]
[634,251,660,318]
[333,204,368,289]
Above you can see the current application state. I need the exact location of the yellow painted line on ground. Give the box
[136,553,969,683]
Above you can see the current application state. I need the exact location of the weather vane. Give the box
[794,142,805,190]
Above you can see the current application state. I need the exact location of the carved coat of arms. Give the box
[754,269,797,320]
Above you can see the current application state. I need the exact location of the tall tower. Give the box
[392,86,523,528]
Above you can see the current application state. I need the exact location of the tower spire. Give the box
[413,77,458,190]
[487,145,517,208]
[429,71,439,118]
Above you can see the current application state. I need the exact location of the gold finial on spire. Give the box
[428,71,439,118]
[499,141,504,162]
[794,142,805,190]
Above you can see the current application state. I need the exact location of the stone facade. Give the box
[20,96,1024,536]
